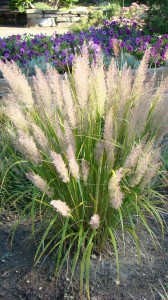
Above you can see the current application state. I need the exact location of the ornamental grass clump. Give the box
[0,49,168,299]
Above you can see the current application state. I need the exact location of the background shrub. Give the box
[145,0,168,34]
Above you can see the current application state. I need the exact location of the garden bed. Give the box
[0,213,168,300]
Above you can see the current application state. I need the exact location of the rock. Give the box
[71,17,81,22]
[38,18,56,27]
[55,16,70,22]
[27,13,43,19]
[27,18,40,27]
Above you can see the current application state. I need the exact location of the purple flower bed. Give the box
[0,17,168,74]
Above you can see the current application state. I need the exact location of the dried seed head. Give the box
[67,144,80,180]
[50,200,71,217]
[81,158,89,183]
[108,168,124,209]
[89,214,100,229]
[0,61,34,108]
[51,151,70,183]
[26,173,53,196]
[32,124,49,150]
[17,130,41,164]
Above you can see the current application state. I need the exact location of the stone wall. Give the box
[0,67,168,100]
[26,7,111,27]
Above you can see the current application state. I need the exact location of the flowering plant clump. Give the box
[121,2,148,20]
[0,16,168,75]
[0,49,167,299]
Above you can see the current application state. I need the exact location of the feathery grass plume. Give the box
[95,140,104,163]
[31,123,49,151]
[26,172,52,196]
[3,99,28,131]
[64,120,76,152]
[0,61,34,108]
[54,120,67,150]
[131,50,149,99]
[124,143,143,169]
[61,78,76,128]
[89,214,100,229]
[103,109,114,167]
[91,53,106,117]
[140,162,162,189]
[129,142,155,187]
[116,65,133,127]
[50,200,70,217]
[106,58,119,109]
[67,144,80,180]
[128,77,156,139]
[46,65,63,112]
[51,151,70,183]
[17,130,41,164]
[33,67,53,117]
[81,158,89,183]
[73,45,89,109]
[108,168,124,209]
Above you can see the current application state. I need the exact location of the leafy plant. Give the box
[0,49,167,299]
[34,2,53,9]
[16,56,53,77]
[9,0,32,12]
[145,0,168,34]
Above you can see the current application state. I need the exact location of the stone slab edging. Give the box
[26,7,112,27]
[0,66,168,100]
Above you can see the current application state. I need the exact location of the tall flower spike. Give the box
[91,54,106,117]
[32,124,49,150]
[67,144,80,180]
[64,120,76,152]
[81,158,89,183]
[124,143,143,169]
[26,173,53,196]
[17,130,41,164]
[103,109,114,167]
[62,79,76,128]
[129,145,153,187]
[73,44,89,109]
[50,200,70,217]
[33,67,53,117]
[3,100,28,131]
[108,168,124,209]
[89,214,100,230]
[51,151,70,183]
[46,65,63,111]
[95,141,104,163]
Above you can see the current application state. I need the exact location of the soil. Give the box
[0,212,168,300]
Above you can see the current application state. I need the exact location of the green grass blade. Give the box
[108,228,120,284]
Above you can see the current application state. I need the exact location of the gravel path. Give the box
[0,26,69,37]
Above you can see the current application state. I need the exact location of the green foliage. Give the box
[34,2,53,9]
[70,4,121,33]
[9,0,32,12]
[145,0,168,34]
[0,120,33,212]
[0,50,167,298]
[103,52,140,69]
[104,3,121,18]
[16,56,53,77]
